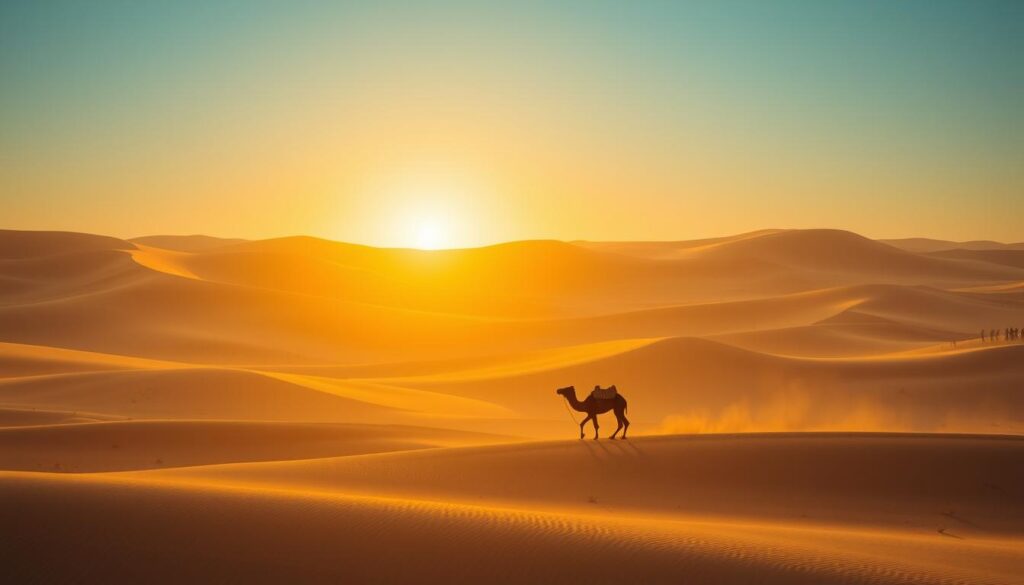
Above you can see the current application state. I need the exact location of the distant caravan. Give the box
[556,385,630,440]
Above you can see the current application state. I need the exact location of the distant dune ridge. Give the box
[1,227,1022,583]
[881,237,1024,254]
[129,234,248,252]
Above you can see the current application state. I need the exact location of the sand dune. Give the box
[0,420,508,472]
[151,433,1024,536]
[378,338,1024,434]
[130,234,247,252]
[848,285,1024,332]
[0,247,144,304]
[3,341,1015,439]
[929,248,1024,269]
[2,434,1021,584]
[628,229,1024,276]
[0,266,501,364]
[3,229,1021,365]
[573,228,788,258]
[514,282,1023,351]
[0,341,177,377]
[0,367,412,422]
[0,406,122,427]
[6,472,1018,585]
[175,237,681,316]
[882,237,1024,253]
[713,315,957,357]
[0,229,135,259]
[2,228,1023,583]
[676,230,1024,289]
[7,330,1017,436]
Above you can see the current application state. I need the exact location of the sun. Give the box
[359,165,485,249]
[413,216,448,250]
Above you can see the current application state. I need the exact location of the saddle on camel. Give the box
[590,384,619,400]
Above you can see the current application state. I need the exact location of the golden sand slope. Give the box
[129,234,246,252]
[2,434,1021,584]
[381,340,1024,435]
[5,228,1023,365]
[149,433,1024,536]
[3,229,1023,583]
[2,338,1021,436]
[0,420,510,472]
[881,237,1024,254]
[0,341,177,376]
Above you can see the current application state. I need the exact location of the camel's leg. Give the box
[591,414,600,440]
[579,414,592,439]
[610,413,623,439]
[621,412,630,439]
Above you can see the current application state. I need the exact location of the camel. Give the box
[556,385,630,440]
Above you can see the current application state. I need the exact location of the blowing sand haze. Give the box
[2,1,1023,583]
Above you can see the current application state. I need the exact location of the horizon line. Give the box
[3,226,1024,252]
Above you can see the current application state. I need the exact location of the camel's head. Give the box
[555,386,575,398]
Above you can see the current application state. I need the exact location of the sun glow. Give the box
[355,166,488,250]
[413,215,449,250]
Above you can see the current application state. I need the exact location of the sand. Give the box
[2,434,1022,584]
[2,228,1022,583]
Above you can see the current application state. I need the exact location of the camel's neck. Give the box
[564,391,586,412]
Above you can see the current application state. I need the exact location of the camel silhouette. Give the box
[556,385,630,440]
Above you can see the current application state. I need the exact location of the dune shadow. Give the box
[941,510,981,529]
[599,438,644,458]
[581,439,608,460]
[616,439,643,456]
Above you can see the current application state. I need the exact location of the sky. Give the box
[2,0,1022,247]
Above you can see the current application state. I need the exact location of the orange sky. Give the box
[2,2,1022,247]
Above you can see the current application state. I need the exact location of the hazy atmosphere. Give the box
[3,1,1022,246]
[2,2,1022,584]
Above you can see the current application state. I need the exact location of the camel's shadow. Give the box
[580,437,644,460]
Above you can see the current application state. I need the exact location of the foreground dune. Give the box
[7,472,1019,585]
[2,434,1021,584]
[147,433,1024,537]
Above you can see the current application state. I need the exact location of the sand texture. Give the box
[2,228,1022,583]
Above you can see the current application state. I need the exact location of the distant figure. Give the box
[556,385,630,440]
[981,330,986,342]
